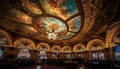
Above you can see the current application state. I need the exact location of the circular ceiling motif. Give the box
[34,16,81,40]
[1,0,83,41]
[34,17,67,35]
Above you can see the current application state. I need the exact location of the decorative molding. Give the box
[62,46,72,52]
[0,29,12,45]
[51,45,62,52]
[73,44,86,52]
[106,21,120,47]
[14,38,35,50]
[36,42,50,51]
[87,39,105,50]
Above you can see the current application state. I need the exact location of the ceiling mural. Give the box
[62,32,75,39]
[7,8,32,24]
[34,17,67,35]
[21,0,42,15]
[0,21,40,38]
[0,0,82,41]
[39,0,79,20]
[0,0,119,46]
[67,16,81,32]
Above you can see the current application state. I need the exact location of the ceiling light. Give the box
[47,30,58,40]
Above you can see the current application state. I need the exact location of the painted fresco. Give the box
[67,16,81,32]
[7,8,32,24]
[34,17,67,34]
[40,0,78,20]
[22,25,39,34]
[0,21,39,36]
[13,24,39,36]
[62,32,75,39]
[16,25,40,37]
[0,22,45,40]
[21,0,42,15]
[0,33,8,45]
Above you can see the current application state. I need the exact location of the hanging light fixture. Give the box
[47,29,58,40]
[46,23,59,40]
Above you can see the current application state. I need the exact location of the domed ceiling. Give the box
[0,0,119,46]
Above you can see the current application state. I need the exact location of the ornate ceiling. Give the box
[0,0,119,46]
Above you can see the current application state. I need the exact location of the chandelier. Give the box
[47,30,58,40]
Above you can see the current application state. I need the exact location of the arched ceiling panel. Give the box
[21,0,42,15]
[7,8,33,25]
[67,16,81,32]
[39,0,79,20]
[0,0,119,46]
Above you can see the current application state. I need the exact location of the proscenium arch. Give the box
[0,29,12,45]
[106,21,120,47]
[62,46,72,52]
[51,45,62,52]
[14,38,35,50]
[87,39,105,51]
[36,42,50,51]
[73,44,86,52]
